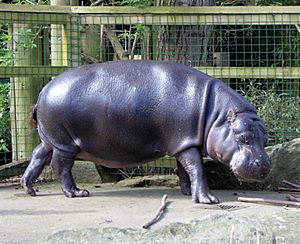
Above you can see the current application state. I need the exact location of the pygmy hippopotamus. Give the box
[21,60,271,204]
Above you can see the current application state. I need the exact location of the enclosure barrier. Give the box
[0,5,299,176]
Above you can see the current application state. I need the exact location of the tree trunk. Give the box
[80,24,106,64]
[157,0,215,66]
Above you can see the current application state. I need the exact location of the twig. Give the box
[130,33,138,59]
[97,219,112,226]
[230,225,234,244]
[282,180,300,189]
[238,197,300,207]
[25,0,36,4]
[118,167,142,179]
[295,24,300,34]
[80,52,99,64]
[278,187,300,193]
[91,0,106,6]
[143,194,168,229]
[117,168,130,178]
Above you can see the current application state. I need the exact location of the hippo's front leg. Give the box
[175,147,219,204]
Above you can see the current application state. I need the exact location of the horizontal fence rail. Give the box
[1,66,300,79]
[0,5,299,176]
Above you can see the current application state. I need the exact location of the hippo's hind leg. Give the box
[50,149,89,198]
[21,142,52,196]
[175,147,219,204]
[177,160,191,196]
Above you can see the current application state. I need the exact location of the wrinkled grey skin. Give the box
[21,60,271,204]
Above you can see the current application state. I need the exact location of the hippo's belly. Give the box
[76,149,165,168]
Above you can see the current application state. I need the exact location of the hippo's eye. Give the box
[238,132,253,145]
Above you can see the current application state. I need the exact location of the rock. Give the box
[40,161,102,184]
[72,161,102,184]
[204,160,260,190]
[117,175,179,188]
[205,138,300,191]
[264,138,300,190]
[39,212,300,243]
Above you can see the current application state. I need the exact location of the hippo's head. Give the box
[206,109,271,183]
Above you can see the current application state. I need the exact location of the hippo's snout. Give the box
[231,151,271,183]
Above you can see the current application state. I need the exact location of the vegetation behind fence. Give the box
[0,5,299,172]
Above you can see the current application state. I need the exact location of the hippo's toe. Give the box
[20,177,36,197]
[62,187,90,198]
[74,189,90,197]
[194,192,219,204]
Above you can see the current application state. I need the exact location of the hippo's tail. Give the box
[28,105,38,128]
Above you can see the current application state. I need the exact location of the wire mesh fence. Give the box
[0,6,299,176]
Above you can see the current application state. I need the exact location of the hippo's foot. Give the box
[193,189,219,204]
[62,187,90,198]
[20,177,37,197]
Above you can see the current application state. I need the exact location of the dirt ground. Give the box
[0,182,300,244]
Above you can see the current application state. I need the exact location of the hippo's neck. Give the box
[201,79,256,155]
[196,78,214,152]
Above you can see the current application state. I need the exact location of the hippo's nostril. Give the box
[254,160,261,168]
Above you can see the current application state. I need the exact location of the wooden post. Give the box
[50,0,70,67]
[50,0,80,67]
[10,24,42,161]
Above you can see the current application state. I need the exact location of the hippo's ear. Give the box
[227,109,236,123]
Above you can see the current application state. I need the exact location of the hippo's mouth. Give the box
[230,155,271,184]
[231,164,266,183]
[234,174,262,183]
[230,162,264,183]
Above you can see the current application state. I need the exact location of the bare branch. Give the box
[130,33,138,59]
[91,0,106,6]
[278,187,300,193]
[80,51,99,64]
[238,197,300,207]
[282,180,300,189]
[286,195,300,202]
[103,25,128,60]
[143,194,168,229]
[25,0,37,5]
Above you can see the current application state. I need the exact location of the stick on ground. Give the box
[238,197,300,207]
[278,187,300,193]
[143,194,168,229]
[286,195,300,202]
[282,180,300,189]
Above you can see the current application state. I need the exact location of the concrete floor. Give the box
[0,182,299,244]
